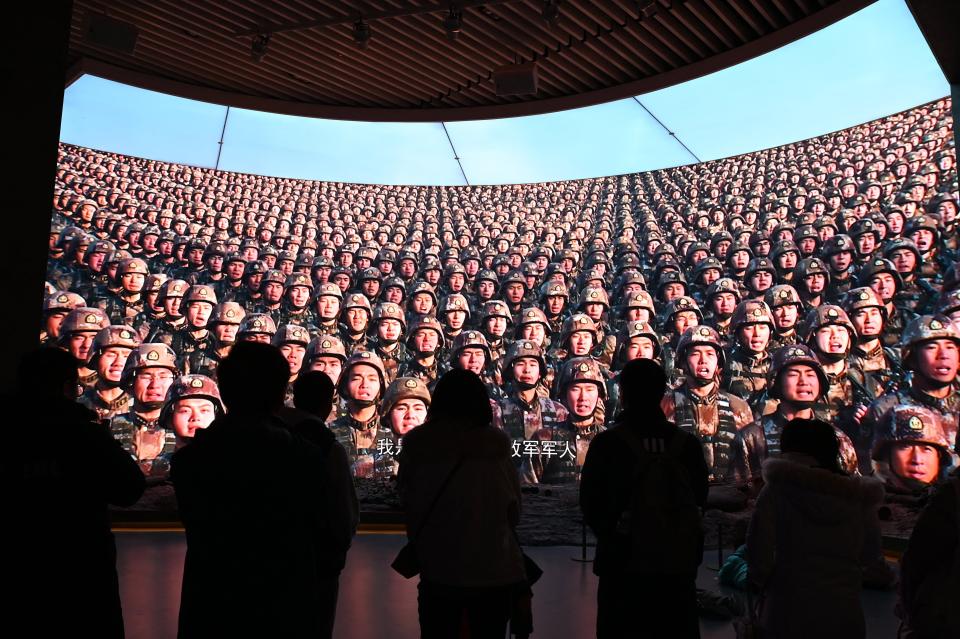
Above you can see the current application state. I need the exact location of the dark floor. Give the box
[116,531,899,638]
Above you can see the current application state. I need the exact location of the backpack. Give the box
[614,426,703,575]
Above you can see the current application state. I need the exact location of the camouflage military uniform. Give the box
[761,409,859,475]
[862,386,960,469]
[396,357,440,387]
[110,411,177,479]
[723,348,771,411]
[169,329,215,375]
[328,415,393,479]
[493,393,569,484]
[78,387,132,422]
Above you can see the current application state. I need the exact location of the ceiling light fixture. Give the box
[353,19,371,49]
[251,33,270,62]
[443,6,463,42]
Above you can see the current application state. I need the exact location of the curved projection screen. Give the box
[43,97,957,536]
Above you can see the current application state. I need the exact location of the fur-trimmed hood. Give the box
[762,454,885,524]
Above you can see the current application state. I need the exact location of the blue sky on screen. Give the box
[58,0,949,186]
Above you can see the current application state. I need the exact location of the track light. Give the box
[443,6,463,42]
[251,33,270,62]
[640,1,659,18]
[353,19,370,49]
[542,0,561,27]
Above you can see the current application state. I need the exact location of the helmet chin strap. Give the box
[514,379,538,391]
[817,350,846,364]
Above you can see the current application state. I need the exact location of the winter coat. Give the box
[397,419,526,587]
[171,413,337,638]
[746,454,884,639]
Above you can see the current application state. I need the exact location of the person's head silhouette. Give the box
[217,341,289,415]
[781,418,844,474]
[618,358,667,413]
[429,369,492,429]
[292,370,335,419]
[18,347,79,399]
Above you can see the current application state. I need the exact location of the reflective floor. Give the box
[116,532,899,638]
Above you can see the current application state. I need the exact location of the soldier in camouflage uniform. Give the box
[479,299,512,364]
[236,312,277,343]
[156,374,224,469]
[97,257,148,324]
[311,282,342,337]
[661,325,767,484]
[539,280,569,336]
[844,286,901,402]
[541,357,607,484]
[131,273,167,339]
[822,235,857,304]
[396,315,444,386]
[40,290,85,346]
[447,330,504,401]
[436,292,470,362]
[370,302,407,384]
[802,304,863,428]
[657,296,702,385]
[493,340,569,484]
[214,253,246,302]
[329,351,390,479]
[78,325,141,420]
[145,279,188,345]
[576,286,617,368]
[764,284,803,350]
[252,269,285,324]
[192,301,244,378]
[860,315,960,468]
[870,405,953,496]
[278,271,315,328]
[339,293,372,355]
[723,299,774,413]
[858,257,917,349]
[110,343,179,479]
[499,269,529,317]
[405,281,438,328]
[169,285,217,374]
[703,277,740,348]
[762,345,859,474]
[272,324,311,405]
[73,239,114,302]
[376,377,431,478]
[885,239,935,315]
[59,307,110,390]
[792,256,830,310]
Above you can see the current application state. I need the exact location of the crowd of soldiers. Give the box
[41,97,960,504]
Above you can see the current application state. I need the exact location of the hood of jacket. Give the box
[762,454,884,524]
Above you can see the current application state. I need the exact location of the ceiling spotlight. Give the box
[542,0,561,27]
[353,19,370,49]
[251,33,270,62]
[640,1,659,18]
[443,6,463,41]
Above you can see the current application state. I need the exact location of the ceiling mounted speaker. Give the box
[493,62,539,96]
[84,13,139,55]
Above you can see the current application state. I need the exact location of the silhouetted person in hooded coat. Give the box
[0,347,145,638]
[172,342,351,638]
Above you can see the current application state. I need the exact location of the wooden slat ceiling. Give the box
[66,0,876,122]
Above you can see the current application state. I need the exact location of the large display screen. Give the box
[43,97,958,537]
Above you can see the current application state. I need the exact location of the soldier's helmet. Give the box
[556,357,607,397]
[407,315,446,348]
[59,307,110,340]
[764,285,802,309]
[515,307,552,336]
[577,286,611,311]
[900,315,960,368]
[561,313,600,345]
[622,290,658,316]
[88,325,142,367]
[337,351,387,399]
[343,292,373,315]
[449,330,491,361]
[121,343,178,388]
[237,313,278,339]
[157,279,189,304]
[619,320,662,358]
[768,344,828,400]
[305,335,347,364]
[856,257,903,289]
[272,324,311,347]
[502,340,547,381]
[843,287,886,317]
[438,293,470,317]
[659,295,702,330]
[117,257,149,277]
[617,270,646,291]
[801,304,856,344]
[143,273,168,295]
[261,269,286,287]
[871,405,953,468]
[43,291,86,314]
[823,234,855,256]
[792,256,831,283]
[676,325,726,368]
[481,299,513,324]
[408,281,439,305]
[381,377,432,416]
[210,301,245,325]
[937,289,960,317]
[359,266,382,282]
[692,256,723,282]
[500,270,528,291]
[285,272,313,291]
[373,302,407,330]
[882,238,922,265]
[159,374,224,429]
[745,257,777,280]
[183,284,217,306]
[539,280,569,302]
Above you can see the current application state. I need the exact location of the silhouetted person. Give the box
[172,342,355,638]
[747,418,884,639]
[898,463,960,638]
[0,347,145,638]
[580,358,709,639]
[397,369,526,639]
